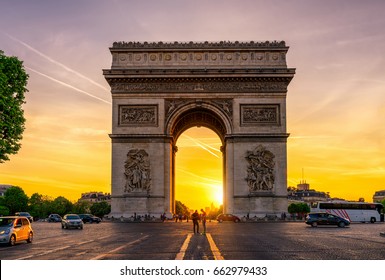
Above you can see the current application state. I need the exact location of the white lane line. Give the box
[16,245,71,260]
[206,233,224,260]
[16,234,112,260]
[175,233,193,260]
[91,235,149,260]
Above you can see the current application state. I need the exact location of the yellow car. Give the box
[0,216,33,246]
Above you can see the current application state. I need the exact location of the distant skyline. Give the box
[1,0,385,209]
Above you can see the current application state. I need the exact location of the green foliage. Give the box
[0,50,29,162]
[3,186,29,214]
[51,196,73,217]
[73,200,91,214]
[175,200,189,217]
[0,205,10,216]
[288,202,310,219]
[90,201,111,218]
[28,193,53,220]
[381,199,385,213]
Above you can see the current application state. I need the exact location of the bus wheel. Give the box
[311,222,317,227]
[370,217,376,223]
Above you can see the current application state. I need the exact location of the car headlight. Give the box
[0,229,10,235]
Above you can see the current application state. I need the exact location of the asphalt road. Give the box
[1,220,385,260]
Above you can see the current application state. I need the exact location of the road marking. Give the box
[91,235,149,260]
[206,233,224,260]
[16,245,71,260]
[175,233,192,260]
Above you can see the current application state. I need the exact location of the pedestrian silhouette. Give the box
[191,210,200,234]
[200,209,207,235]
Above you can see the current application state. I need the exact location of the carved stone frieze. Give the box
[245,145,275,193]
[124,149,151,194]
[110,79,289,93]
[119,105,158,126]
[110,41,289,68]
[241,104,280,126]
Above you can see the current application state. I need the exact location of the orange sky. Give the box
[1,1,385,209]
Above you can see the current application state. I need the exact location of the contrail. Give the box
[181,134,221,158]
[5,33,110,93]
[26,67,111,105]
[176,168,221,186]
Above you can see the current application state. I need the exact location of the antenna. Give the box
[301,168,306,184]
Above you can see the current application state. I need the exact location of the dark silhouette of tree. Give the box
[51,196,73,217]
[90,201,111,218]
[0,50,29,162]
[3,186,29,214]
[175,200,189,217]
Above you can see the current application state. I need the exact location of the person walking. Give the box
[200,209,207,235]
[191,210,200,234]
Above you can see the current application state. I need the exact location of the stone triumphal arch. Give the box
[103,41,295,218]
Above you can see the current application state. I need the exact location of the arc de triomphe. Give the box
[103,41,295,218]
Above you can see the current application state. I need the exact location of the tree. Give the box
[90,201,111,218]
[175,200,189,217]
[73,200,91,214]
[3,186,29,214]
[51,196,73,217]
[28,193,53,220]
[288,202,310,220]
[0,50,29,162]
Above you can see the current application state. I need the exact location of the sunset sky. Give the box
[1,0,385,209]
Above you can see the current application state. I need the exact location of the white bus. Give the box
[310,201,384,223]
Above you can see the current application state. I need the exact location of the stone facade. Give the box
[103,41,295,218]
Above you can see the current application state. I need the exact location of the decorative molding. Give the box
[245,145,275,193]
[110,79,290,94]
[241,104,280,126]
[124,149,151,194]
[112,41,287,49]
[119,105,158,126]
[165,98,233,120]
[110,41,289,68]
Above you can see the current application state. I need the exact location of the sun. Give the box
[212,184,223,206]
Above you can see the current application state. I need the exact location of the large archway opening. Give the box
[175,127,223,211]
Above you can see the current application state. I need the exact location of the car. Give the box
[217,213,241,223]
[0,216,33,246]
[305,212,350,228]
[15,212,33,223]
[47,214,62,223]
[61,214,83,229]
[78,214,102,224]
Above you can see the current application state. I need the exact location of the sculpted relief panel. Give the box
[241,104,280,126]
[124,149,151,194]
[119,105,158,126]
[245,145,275,193]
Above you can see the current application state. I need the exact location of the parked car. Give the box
[78,214,102,224]
[0,216,33,246]
[306,212,350,228]
[15,212,33,223]
[217,213,241,223]
[47,214,62,223]
[61,214,83,229]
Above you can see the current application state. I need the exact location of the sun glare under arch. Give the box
[175,127,223,210]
